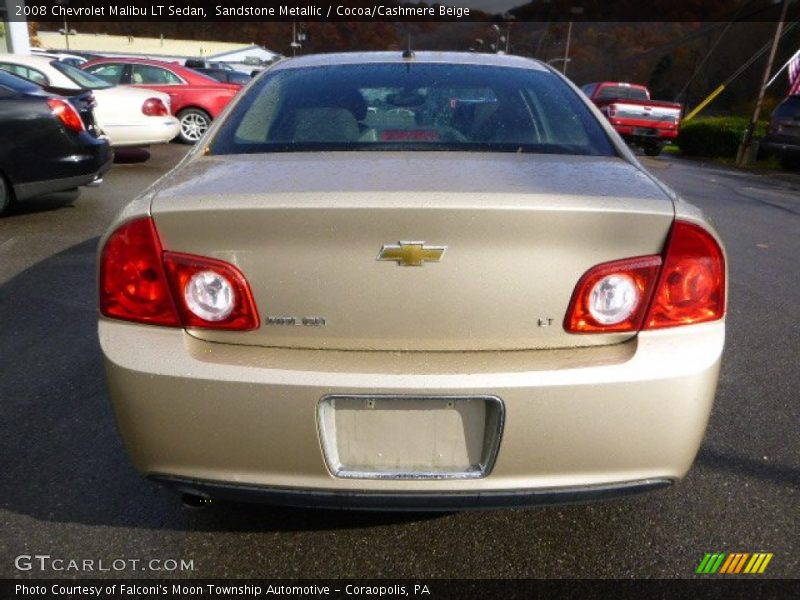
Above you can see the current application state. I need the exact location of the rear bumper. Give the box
[14,156,112,200]
[14,137,112,201]
[761,136,800,157]
[104,118,181,147]
[612,124,678,142]
[100,319,724,505]
[154,475,672,510]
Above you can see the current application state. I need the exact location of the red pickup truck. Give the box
[582,82,682,156]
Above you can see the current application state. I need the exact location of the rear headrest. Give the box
[293,108,360,142]
[294,87,368,121]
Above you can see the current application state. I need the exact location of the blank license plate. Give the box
[318,395,503,479]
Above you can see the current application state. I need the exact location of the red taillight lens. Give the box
[564,256,662,333]
[644,221,725,329]
[99,217,259,331]
[99,218,179,326]
[564,220,725,334]
[142,98,169,117]
[163,252,259,330]
[47,98,85,133]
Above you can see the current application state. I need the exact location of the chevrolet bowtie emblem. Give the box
[377,241,447,267]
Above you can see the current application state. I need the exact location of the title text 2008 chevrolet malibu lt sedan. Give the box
[98,52,725,510]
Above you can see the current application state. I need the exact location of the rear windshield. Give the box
[210,63,615,156]
[596,85,649,101]
[0,69,42,94]
[51,61,113,90]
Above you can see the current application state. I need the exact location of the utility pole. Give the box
[290,22,305,57]
[737,0,790,165]
[562,7,583,77]
[55,0,76,50]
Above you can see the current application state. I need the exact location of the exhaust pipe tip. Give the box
[181,491,212,509]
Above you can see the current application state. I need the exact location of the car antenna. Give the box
[402,34,415,60]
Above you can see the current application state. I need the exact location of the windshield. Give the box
[210,63,615,156]
[51,61,113,90]
[596,85,649,101]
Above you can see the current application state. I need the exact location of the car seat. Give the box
[292,108,360,142]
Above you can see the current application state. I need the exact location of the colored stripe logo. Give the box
[696,552,773,574]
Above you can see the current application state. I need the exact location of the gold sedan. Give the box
[98,52,726,509]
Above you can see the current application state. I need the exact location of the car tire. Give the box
[177,108,212,145]
[644,143,663,157]
[779,155,800,171]
[0,172,13,216]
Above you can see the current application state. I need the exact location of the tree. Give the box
[648,54,674,99]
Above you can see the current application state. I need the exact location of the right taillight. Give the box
[564,255,662,333]
[99,217,259,331]
[47,98,85,133]
[142,98,169,117]
[565,220,725,333]
[644,220,725,329]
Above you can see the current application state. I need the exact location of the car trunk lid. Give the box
[151,152,674,351]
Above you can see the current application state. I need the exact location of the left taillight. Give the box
[99,218,180,326]
[162,252,260,330]
[142,97,169,117]
[99,217,259,331]
[47,98,85,133]
[565,220,725,333]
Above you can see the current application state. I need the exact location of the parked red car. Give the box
[81,57,242,144]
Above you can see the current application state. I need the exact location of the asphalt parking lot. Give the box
[0,144,797,579]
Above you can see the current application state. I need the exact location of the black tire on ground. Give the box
[177,108,212,145]
[0,172,12,216]
[644,143,663,157]
[779,155,800,171]
[113,147,152,164]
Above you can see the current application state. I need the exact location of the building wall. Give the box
[6,21,30,53]
[1,0,8,52]
[2,0,31,53]
[210,47,277,64]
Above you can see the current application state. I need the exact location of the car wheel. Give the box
[643,143,663,157]
[0,173,12,216]
[177,109,211,144]
[779,155,800,171]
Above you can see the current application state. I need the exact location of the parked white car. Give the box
[30,48,88,67]
[0,54,180,147]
